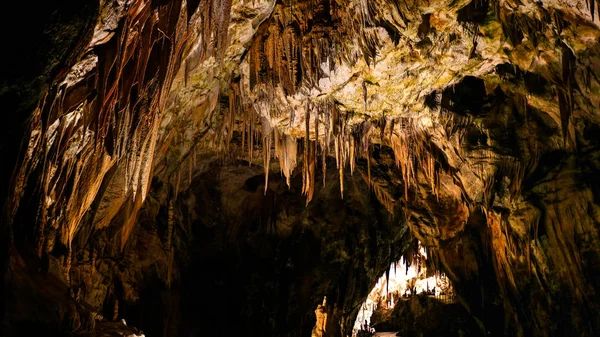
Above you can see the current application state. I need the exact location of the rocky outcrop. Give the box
[3,0,600,336]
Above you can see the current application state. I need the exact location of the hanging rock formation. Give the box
[2,0,600,336]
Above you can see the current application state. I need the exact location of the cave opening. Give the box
[352,242,463,337]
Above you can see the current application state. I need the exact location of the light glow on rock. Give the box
[352,242,452,336]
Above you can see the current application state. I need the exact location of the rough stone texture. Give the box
[2,0,600,336]
[370,294,480,337]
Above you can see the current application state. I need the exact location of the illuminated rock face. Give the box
[312,297,329,337]
[353,242,453,335]
[3,0,600,337]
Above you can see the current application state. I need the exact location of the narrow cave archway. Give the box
[352,242,459,337]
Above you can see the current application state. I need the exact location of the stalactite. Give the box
[263,119,273,195]
[362,80,368,114]
[485,208,517,298]
[306,139,316,205]
[226,89,236,151]
[242,108,247,154]
[349,137,355,175]
[315,108,319,151]
[334,136,340,169]
[301,105,316,204]
[303,108,310,196]
[274,127,297,188]
[367,144,372,189]
[391,125,411,200]
[339,139,344,199]
[385,268,390,296]
[249,108,254,165]
[560,42,576,148]
[64,243,72,285]
[112,299,119,322]
[192,146,197,171]
[274,127,281,171]
[321,140,327,186]
[359,169,394,214]
[322,102,330,186]
[428,153,434,195]
[306,107,319,204]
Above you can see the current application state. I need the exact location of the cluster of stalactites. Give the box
[9,0,242,287]
[24,0,195,271]
[248,0,368,95]
[227,84,444,207]
[239,0,450,205]
[389,118,441,201]
[193,0,233,65]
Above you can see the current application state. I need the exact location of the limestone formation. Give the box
[2,0,600,336]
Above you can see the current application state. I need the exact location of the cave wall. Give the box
[0,0,231,334]
[407,78,600,336]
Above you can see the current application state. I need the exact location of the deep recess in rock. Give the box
[353,242,455,336]
[2,0,600,337]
